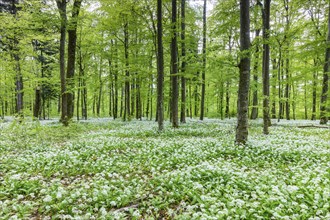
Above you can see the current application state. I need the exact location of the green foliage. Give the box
[0,119,329,218]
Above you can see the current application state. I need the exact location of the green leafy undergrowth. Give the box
[0,119,329,219]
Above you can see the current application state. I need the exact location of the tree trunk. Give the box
[113,40,119,119]
[250,29,261,120]
[262,0,271,134]
[124,21,130,121]
[171,0,179,128]
[277,48,283,122]
[236,0,251,145]
[311,71,317,120]
[97,57,103,117]
[56,0,68,125]
[33,87,41,119]
[200,0,206,121]
[66,0,82,120]
[180,0,186,124]
[320,2,330,124]
[284,0,290,121]
[14,54,23,117]
[156,1,164,129]
[225,81,230,118]
[271,59,277,118]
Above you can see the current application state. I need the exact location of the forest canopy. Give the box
[0,0,329,128]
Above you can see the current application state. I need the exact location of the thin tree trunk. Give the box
[311,70,317,120]
[124,21,130,121]
[189,80,192,118]
[277,48,283,122]
[284,0,290,121]
[156,0,165,127]
[171,0,179,128]
[320,1,330,124]
[225,81,230,118]
[262,0,271,134]
[180,0,186,123]
[200,0,206,121]
[113,40,118,119]
[271,59,277,118]
[250,29,261,120]
[97,57,103,117]
[77,76,80,121]
[14,54,23,117]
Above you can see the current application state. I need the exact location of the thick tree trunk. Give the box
[56,0,68,125]
[200,0,206,121]
[236,0,251,145]
[320,2,330,124]
[66,0,82,120]
[171,0,179,128]
[262,0,271,134]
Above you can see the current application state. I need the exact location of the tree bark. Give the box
[33,87,41,119]
[124,21,131,121]
[320,2,330,124]
[171,0,179,128]
[180,0,186,123]
[66,0,82,120]
[311,70,317,120]
[250,29,260,120]
[236,0,251,145]
[56,0,68,125]
[262,0,271,134]
[200,0,206,121]
[156,0,164,130]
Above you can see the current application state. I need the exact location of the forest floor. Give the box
[0,118,329,219]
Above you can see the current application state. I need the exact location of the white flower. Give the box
[100,207,107,216]
[287,185,299,193]
[56,191,62,199]
[43,195,52,203]
[300,204,308,210]
[296,194,304,199]
[10,174,21,180]
[132,210,140,217]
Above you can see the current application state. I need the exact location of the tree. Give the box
[180,0,186,123]
[56,0,82,126]
[56,0,68,125]
[262,0,271,134]
[157,0,164,131]
[67,0,82,119]
[320,2,330,125]
[1,0,24,117]
[236,0,251,145]
[171,0,179,128]
[200,0,206,120]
